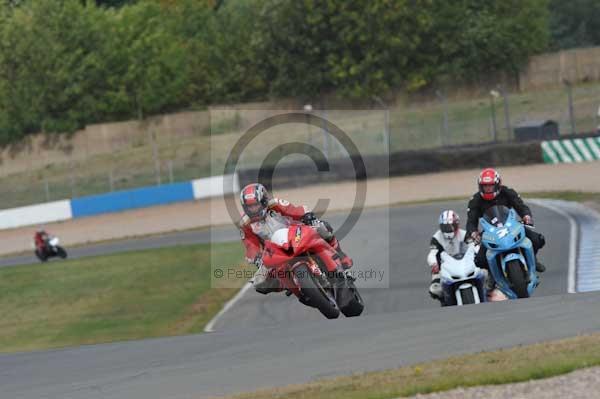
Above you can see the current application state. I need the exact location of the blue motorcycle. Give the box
[479,205,539,299]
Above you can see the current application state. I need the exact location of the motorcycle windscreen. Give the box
[483,205,511,226]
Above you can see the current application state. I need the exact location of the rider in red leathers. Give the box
[34,228,49,252]
[239,183,353,294]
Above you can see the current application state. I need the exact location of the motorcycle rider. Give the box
[427,210,468,300]
[34,228,50,254]
[466,168,546,274]
[239,183,353,294]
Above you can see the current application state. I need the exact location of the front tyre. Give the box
[56,246,68,259]
[338,278,364,317]
[459,287,476,305]
[294,264,339,319]
[506,259,529,298]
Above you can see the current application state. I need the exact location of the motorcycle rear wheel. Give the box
[35,250,47,263]
[294,264,339,319]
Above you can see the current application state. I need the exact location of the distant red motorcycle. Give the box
[34,232,68,262]
[262,223,364,319]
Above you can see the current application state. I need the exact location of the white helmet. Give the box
[438,210,460,240]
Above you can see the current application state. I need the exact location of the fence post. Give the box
[564,79,577,135]
[499,85,511,140]
[149,127,161,186]
[44,178,50,202]
[435,90,450,146]
[109,169,114,192]
[321,108,331,160]
[168,160,174,184]
[489,90,499,142]
[372,96,391,154]
[69,161,77,198]
[303,104,313,148]
[596,105,600,133]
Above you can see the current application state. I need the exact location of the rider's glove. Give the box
[522,215,534,226]
[470,231,481,244]
[301,212,318,225]
[253,253,264,269]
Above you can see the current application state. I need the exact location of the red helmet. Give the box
[478,168,501,200]
[240,183,270,221]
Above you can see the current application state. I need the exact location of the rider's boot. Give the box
[483,270,507,301]
[535,260,546,273]
[252,265,281,295]
[254,277,281,295]
[428,273,442,301]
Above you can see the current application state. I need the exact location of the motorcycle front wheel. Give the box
[459,287,476,305]
[294,264,340,319]
[337,277,364,317]
[506,260,529,298]
[56,246,68,259]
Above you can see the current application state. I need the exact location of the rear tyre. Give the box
[35,250,47,263]
[506,260,529,298]
[459,287,476,305]
[294,264,339,319]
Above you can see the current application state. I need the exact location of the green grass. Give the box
[0,241,248,353]
[523,191,600,203]
[227,334,600,399]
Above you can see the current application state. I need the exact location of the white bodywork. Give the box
[427,229,467,268]
[440,245,484,305]
[48,237,60,247]
[270,228,290,247]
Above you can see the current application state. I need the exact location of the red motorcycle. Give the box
[262,223,364,319]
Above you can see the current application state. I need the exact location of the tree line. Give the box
[0,0,592,143]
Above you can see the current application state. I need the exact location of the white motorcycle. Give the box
[439,245,486,306]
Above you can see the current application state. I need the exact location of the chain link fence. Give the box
[0,82,599,210]
[391,81,600,151]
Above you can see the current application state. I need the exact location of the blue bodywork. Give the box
[479,207,538,299]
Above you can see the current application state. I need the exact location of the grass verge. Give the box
[524,191,600,203]
[226,333,600,399]
[0,241,249,353]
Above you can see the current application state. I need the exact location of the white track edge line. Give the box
[530,199,578,294]
[204,282,253,332]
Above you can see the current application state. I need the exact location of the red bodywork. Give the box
[261,223,342,297]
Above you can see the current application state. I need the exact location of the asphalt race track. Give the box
[0,227,238,268]
[1,201,593,399]
[209,201,570,330]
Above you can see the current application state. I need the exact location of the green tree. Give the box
[94,0,135,7]
[255,0,549,98]
[0,0,111,138]
[429,0,549,79]
[99,1,189,120]
[549,0,600,50]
